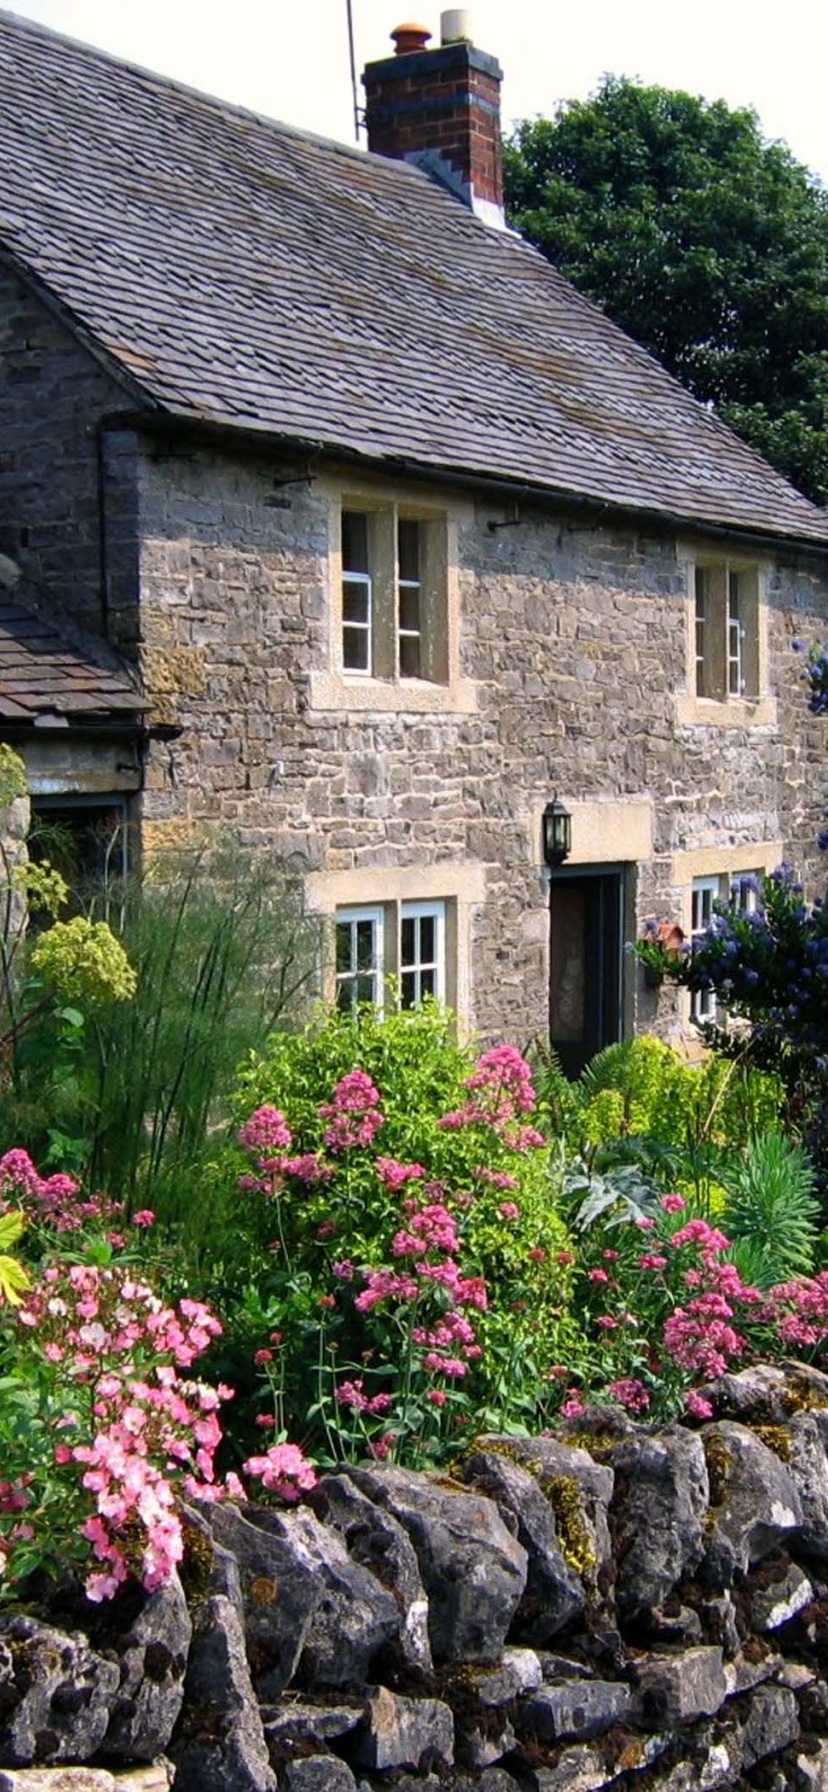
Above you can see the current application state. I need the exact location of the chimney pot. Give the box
[440,8,473,44]
[391,22,432,55]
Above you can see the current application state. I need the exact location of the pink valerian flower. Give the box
[392,1201,459,1258]
[238,1106,293,1153]
[427,1388,447,1406]
[243,1442,317,1502]
[0,1149,120,1235]
[369,1432,395,1460]
[670,1219,732,1256]
[376,1157,426,1191]
[639,1252,669,1271]
[588,1267,610,1284]
[596,1315,618,1331]
[660,1192,686,1214]
[276,1154,334,1185]
[499,1202,520,1221]
[438,1045,543,1147]
[685,1389,715,1420]
[663,1297,745,1380]
[320,1070,384,1152]
[474,1167,519,1191]
[560,1388,586,1418]
[606,1377,651,1414]
[334,1379,394,1415]
[332,1259,355,1280]
[132,1210,156,1229]
[355,1269,419,1312]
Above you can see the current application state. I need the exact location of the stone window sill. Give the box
[674,693,777,729]
[307,670,478,715]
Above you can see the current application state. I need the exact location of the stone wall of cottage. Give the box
[2,271,827,1048]
[0,262,138,648]
[134,437,828,1045]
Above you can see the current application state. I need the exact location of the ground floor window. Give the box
[29,795,130,905]
[335,899,447,1012]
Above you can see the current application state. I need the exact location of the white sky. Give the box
[10,0,828,185]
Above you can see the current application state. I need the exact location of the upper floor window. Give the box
[694,562,760,701]
[340,504,448,684]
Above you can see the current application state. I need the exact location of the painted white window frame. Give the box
[690,875,721,1024]
[400,899,446,1007]
[334,904,385,1011]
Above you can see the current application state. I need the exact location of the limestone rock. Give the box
[257,1508,401,1689]
[796,1738,828,1791]
[205,1502,321,1696]
[344,1465,527,1663]
[738,1682,800,1768]
[0,1616,119,1766]
[608,1427,709,1622]
[478,1436,614,1597]
[456,1717,515,1768]
[310,1473,432,1674]
[748,1558,813,1632]
[634,1644,727,1725]
[103,1572,192,1760]
[788,1412,828,1559]
[513,1678,633,1744]
[260,1702,363,1756]
[281,1758,357,1792]
[0,1773,117,1792]
[701,1422,803,1586]
[349,1686,454,1771]
[461,1449,585,1641]
[171,1592,276,1792]
[473,1647,543,1705]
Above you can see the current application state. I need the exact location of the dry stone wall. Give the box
[10,1364,828,1792]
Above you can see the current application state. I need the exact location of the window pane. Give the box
[398,519,420,581]
[400,970,417,1009]
[356,919,376,970]
[343,582,370,624]
[335,922,353,974]
[418,916,435,961]
[419,967,436,997]
[343,626,370,671]
[399,587,420,633]
[399,634,421,677]
[401,916,416,964]
[356,974,377,1004]
[342,511,369,573]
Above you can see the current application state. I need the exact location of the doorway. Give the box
[549,866,625,1078]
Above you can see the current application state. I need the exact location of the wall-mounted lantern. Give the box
[542,797,572,869]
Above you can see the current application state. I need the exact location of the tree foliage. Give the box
[504,78,828,503]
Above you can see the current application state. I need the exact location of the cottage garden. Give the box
[1,652,828,1777]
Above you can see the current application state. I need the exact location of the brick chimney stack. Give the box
[363,11,504,228]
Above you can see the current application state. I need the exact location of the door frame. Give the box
[547,861,626,1076]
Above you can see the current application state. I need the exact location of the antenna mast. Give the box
[346,0,361,143]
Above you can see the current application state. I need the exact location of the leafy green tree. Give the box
[504,78,828,503]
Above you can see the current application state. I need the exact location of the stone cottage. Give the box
[1,6,827,1069]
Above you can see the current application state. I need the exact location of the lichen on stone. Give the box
[544,1475,597,1577]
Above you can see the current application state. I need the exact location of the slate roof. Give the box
[0,589,145,726]
[1,9,828,548]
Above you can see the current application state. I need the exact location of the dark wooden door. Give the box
[549,871,624,1078]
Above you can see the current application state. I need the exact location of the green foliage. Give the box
[83,845,316,1212]
[720,1130,821,1286]
[0,1210,30,1307]
[533,1034,783,1158]
[0,746,26,809]
[216,1006,578,1464]
[504,77,828,502]
[30,916,137,1005]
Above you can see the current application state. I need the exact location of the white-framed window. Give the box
[338,503,447,685]
[693,561,760,701]
[334,899,447,1011]
[400,900,445,1006]
[335,905,384,1010]
[732,870,760,916]
[691,875,720,1024]
[341,512,373,674]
